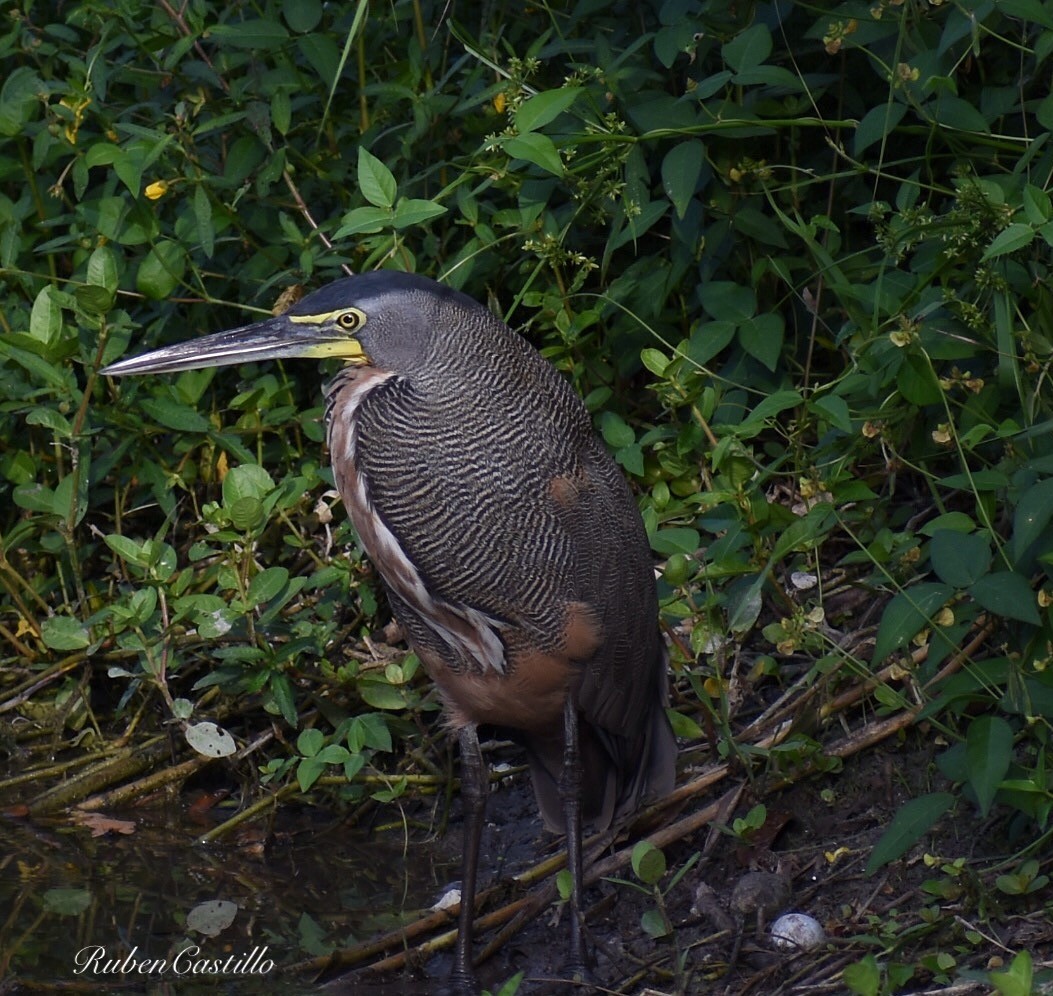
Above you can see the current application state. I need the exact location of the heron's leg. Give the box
[560,694,587,979]
[450,723,487,993]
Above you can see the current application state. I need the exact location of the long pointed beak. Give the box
[100,315,365,377]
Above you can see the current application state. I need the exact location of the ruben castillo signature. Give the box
[73,945,274,976]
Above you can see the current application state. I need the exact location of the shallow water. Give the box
[0,802,456,994]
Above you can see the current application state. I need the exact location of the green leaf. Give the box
[872,583,953,665]
[640,347,669,376]
[738,312,784,371]
[515,88,581,132]
[988,949,1033,996]
[640,908,671,938]
[0,66,42,136]
[358,676,410,710]
[357,147,397,209]
[267,672,298,726]
[87,245,120,293]
[13,482,58,515]
[296,720,324,753]
[929,529,991,588]
[41,616,91,651]
[502,132,564,176]
[283,0,323,33]
[866,792,954,873]
[722,23,772,73]
[699,281,756,322]
[333,205,393,237]
[965,715,1012,817]
[42,888,92,916]
[1010,478,1053,566]
[650,528,701,556]
[248,566,290,607]
[598,411,635,449]
[30,286,64,344]
[296,757,325,791]
[137,240,186,300]
[223,464,276,505]
[812,395,852,433]
[843,954,881,996]
[208,19,289,48]
[391,198,447,229]
[630,840,666,884]
[968,572,1041,624]
[139,398,210,433]
[982,222,1035,260]
[853,103,907,156]
[661,140,705,219]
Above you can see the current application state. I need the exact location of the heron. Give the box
[101,270,677,990]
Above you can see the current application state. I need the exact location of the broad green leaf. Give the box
[866,792,954,872]
[930,529,991,588]
[333,205,393,237]
[640,347,669,376]
[0,66,42,136]
[650,528,701,556]
[854,103,907,156]
[630,840,666,884]
[503,132,564,176]
[87,245,119,293]
[297,727,325,757]
[223,464,276,505]
[26,407,73,437]
[661,140,704,219]
[598,411,635,448]
[738,312,784,371]
[812,395,852,433]
[283,0,323,33]
[296,757,325,791]
[30,286,64,344]
[722,23,772,73]
[42,888,92,916]
[357,147,397,209]
[699,281,756,322]
[392,198,447,228]
[41,616,91,651]
[248,566,290,607]
[688,320,737,366]
[965,715,1012,817]
[982,222,1035,260]
[13,482,58,515]
[896,351,942,405]
[1022,184,1051,224]
[872,583,953,665]
[515,87,581,132]
[358,676,410,710]
[136,240,186,300]
[968,572,1041,624]
[139,398,210,433]
[1010,478,1053,566]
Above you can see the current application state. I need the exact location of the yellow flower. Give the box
[145,180,168,201]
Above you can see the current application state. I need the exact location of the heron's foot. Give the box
[439,967,480,996]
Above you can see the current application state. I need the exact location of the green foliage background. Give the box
[4,0,1053,918]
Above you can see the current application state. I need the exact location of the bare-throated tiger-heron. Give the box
[101,270,677,990]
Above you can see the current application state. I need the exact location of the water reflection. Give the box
[0,804,450,993]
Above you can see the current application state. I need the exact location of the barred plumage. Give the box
[101,270,677,991]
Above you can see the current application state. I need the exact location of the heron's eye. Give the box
[337,312,361,331]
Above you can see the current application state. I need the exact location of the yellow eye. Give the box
[337,311,361,331]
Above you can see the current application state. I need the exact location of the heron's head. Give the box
[100,271,479,380]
